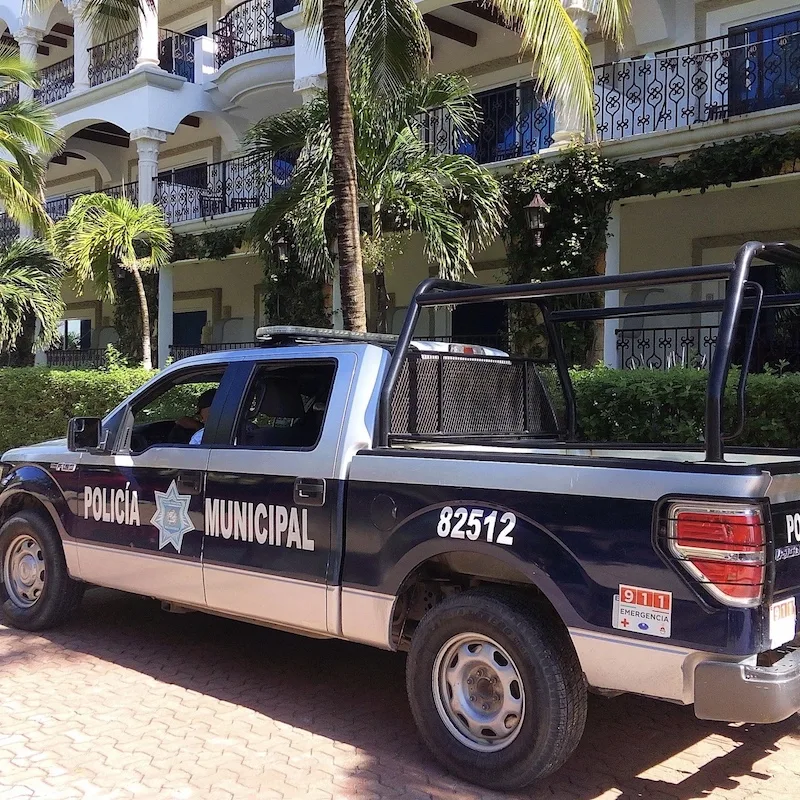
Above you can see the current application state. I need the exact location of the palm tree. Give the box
[245,72,506,329]
[53,194,173,371]
[301,0,629,331]
[0,238,64,360]
[0,45,62,233]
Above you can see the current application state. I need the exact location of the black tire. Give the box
[0,508,84,631]
[406,589,587,790]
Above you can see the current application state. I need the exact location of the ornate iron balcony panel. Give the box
[155,153,291,224]
[616,326,719,370]
[104,182,140,205]
[0,214,18,249]
[158,29,196,82]
[46,349,109,369]
[419,82,554,164]
[214,0,295,69]
[89,31,138,86]
[595,22,800,141]
[0,82,19,109]
[35,57,74,104]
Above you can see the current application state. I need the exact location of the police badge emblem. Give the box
[150,480,195,553]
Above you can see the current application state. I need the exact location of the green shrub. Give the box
[2,364,800,456]
[571,367,800,448]
[0,367,152,453]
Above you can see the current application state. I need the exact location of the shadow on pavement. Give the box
[8,587,800,800]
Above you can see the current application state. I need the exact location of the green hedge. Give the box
[1,365,799,455]
[0,368,152,453]
[572,367,800,448]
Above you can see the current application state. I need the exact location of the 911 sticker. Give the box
[437,506,516,545]
[613,584,672,638]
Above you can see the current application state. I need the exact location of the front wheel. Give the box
[0,509,84,631]
[406,589,587,790]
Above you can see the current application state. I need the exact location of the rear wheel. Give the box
[406,589,586,790]
[0,509,83,631]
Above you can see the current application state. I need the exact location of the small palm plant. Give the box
[54,194,173,370]
[245,73,506,302]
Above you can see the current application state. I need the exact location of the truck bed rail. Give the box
[378,242,800,461]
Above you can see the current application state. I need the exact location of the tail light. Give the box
[666,502,766,607]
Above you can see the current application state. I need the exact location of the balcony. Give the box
[594,21,800,142]
[35,57,74,105]
[155,153,292,225]
[421,82,553,164]
[88,29,198,89]
[214,0,294,69]
[0,83,18,109]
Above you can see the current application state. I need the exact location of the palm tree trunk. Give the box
[321,0,367,332]
[130,267,153,370]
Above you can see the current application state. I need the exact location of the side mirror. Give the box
[68,417,103,452]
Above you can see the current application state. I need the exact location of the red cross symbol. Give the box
[620,618,630,628]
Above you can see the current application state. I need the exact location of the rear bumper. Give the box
[694,647,800,723]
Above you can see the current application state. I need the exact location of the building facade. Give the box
[0,0,797,368]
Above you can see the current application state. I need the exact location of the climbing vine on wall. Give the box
[501,129,800,364]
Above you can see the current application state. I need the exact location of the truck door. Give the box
[202,355,345,634]
[75,364,233,606]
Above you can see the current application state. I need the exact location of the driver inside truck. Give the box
[174,388,216,445]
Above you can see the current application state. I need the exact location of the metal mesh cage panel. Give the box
[390,352,564,438]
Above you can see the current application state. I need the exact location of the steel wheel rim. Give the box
[3,534,45,609]
[432,632,525,752]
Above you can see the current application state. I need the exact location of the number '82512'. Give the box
[436,507,517,546]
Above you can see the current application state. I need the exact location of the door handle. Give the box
[176,471,202,495]
[294,477,326,507]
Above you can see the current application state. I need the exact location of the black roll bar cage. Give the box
[377,241,800,462]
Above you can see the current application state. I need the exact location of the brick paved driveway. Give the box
[2,588,800,800]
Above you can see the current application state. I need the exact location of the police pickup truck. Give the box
[2,240,800,790]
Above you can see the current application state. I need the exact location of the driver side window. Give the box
[126,367,226,453]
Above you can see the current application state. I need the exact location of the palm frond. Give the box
[489,0,595,133]
[596,0,631,47]
[0,44,40,88]
[0,238,64,350]
[77,0,155,41]
[350,0,430,100]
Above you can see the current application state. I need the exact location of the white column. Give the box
[545,0,597,151]
[131,127,167,205]
[66,0,92,93]
[131,128,170,366]
[295,75,326,104]
[15,28,44,101]
[157,265,173,368]
[136,0,160,69]
[603,201,621,368]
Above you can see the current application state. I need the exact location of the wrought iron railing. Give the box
[420,82,554,164]
[157,29,196,82]
[616,326,719,369]
[89,30,137,86]
[89,29,197,87]
[45,349,109,369]
[214,0,295,68]
[0,213,18,248]
[170,342,257,360]
[35,57,74,104]
[155,153,292,224]
[104,181,139,204]
[0,82,18,108]
[45,192,85,221]
[594,24,800,141]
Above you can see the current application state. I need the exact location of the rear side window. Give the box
[233,360,336,450]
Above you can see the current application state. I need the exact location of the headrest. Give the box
[258,376,306,418]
